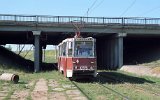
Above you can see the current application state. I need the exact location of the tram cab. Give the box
[58,37,97,78]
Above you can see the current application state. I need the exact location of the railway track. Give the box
[99,72,160,97]
[69,80,91,100]
[69,77,130,100]
[66,71,160,100]
[98,83,130,100]
[96,75,130,100]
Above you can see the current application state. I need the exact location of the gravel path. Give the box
[31,78,48,100]
[0,78,88,100]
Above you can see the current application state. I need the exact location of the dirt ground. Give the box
[121,65,160,78]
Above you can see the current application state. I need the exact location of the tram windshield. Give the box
[74,41,94,57]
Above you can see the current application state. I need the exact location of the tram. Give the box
[57,36,97,78]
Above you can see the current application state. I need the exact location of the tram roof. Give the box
[58,37,95,46]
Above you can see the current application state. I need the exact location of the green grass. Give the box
[0,66,68,99]
[1,65,160,100]
[73,70,160,100]
[119,70,160,86]
[0,49,160,100]
[16,50,58,63]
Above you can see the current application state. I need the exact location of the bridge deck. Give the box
[0,14,160,27]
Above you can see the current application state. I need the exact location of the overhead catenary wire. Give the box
[88,0,105,15]
[120,0,137,17]
[89,0,98,11]
[137,6,160,17]
[84,0,98,16]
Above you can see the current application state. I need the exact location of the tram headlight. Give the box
[90,66,95,70]
[90,66,93,70]
[73,61,76,64]
[73,59,79,64]
[91,61,95,64]
[74,66,77,69]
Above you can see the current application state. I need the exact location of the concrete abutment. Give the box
[97,33,126,70]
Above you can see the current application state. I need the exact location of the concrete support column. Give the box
[117,36,123,67]
[115,33,126,68]
[33,31,41,72]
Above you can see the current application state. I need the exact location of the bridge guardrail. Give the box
[0,14,160,26]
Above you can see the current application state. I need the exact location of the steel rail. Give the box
[96,74,130,100]
[69,80,91,100]
[98,83,130,100]
[69,77,130,100]
[99,73,160,97]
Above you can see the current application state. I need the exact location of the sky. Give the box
[1,0,160,51]
[0,0,160,18]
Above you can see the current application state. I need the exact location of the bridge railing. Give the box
[0,14,160,26]
[123,17,160,25]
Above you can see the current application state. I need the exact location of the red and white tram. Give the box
[57,37,97,78]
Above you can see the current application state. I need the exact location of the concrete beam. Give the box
[33,31,41,72]
[1,25,160,34]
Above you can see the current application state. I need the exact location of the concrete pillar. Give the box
[117,36,123,67]
[115,33,126,68]
[33,31,41,72]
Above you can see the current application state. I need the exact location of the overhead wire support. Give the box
[84,0,98,17]
[23,45,33,58]
[71,20,84,38]
[18,44,25,55]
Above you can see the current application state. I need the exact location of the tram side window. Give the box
[58,46,60,56]
[62,43,66,56]
[58,45,62,56]
[68,42,73,57]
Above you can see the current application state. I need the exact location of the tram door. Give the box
[66,41,73,77]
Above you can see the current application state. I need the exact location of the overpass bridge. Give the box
[0,14,160,72]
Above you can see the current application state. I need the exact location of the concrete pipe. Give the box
[0,73,19,83]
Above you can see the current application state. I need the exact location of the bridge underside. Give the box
[1,30,160,71]
[97,34,160,70]
[124,35,160,65]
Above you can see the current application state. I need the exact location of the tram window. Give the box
[58,47,60,56]
[75,41,94,57]
[68,42,73,56]
[62,43,66,56]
